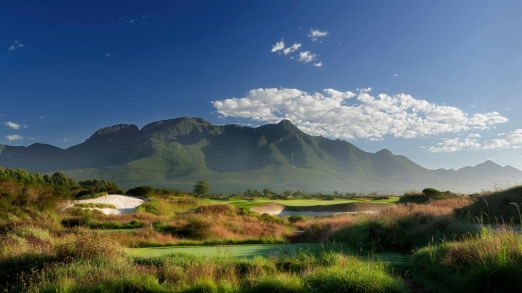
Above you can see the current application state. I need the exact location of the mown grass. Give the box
[203,197,400,209]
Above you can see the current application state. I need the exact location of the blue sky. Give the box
[1,0,522,171]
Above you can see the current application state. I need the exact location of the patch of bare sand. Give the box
[76,194,147,215]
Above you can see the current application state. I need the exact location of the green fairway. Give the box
[129,243,409,267]
[202,197,399,209]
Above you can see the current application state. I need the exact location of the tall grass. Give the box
[456,185,522,224]
[17,251,407,293]
[299,198,472,252]
[411,227,522,292]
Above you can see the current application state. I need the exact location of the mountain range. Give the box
[1,117,520,193]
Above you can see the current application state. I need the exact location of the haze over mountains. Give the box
[0,117,520,193]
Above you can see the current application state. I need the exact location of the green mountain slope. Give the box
[1,117,520,193]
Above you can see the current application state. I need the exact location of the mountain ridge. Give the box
[1,117,520,193]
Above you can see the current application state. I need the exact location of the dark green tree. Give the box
[422,188,440,198]
[43,174,53,184]
[193,181,210,195]
[52,172,69,186]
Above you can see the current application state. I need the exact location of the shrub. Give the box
[422,188,440,198]
[126,186,155,198]
[55,233,123,260]
[178,218,213,240]
[196,204,236,215]
[287,215,306,224]
[76,191,108,200]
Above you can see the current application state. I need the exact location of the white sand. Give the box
[76,194,147,215]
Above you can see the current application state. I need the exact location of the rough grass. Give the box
[17,251,407,293]
[76,191,109,200]
[300,198,473,251]
[197,204,237,215]
[75,203,116,209]
[456,185,522,224]
[136,197,203,217]
[411,227,522,292]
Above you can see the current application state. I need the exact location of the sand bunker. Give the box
[250,202,392,217]
[76,194,147,215]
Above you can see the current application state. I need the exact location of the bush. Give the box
[76,191,108,200]
[126,186,155,198]
[422,188,440,198]
[196,204,236,215]
[178,218,213,240]
[55,233,123,260]
[288,215,306,224]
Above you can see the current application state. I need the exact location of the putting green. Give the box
[129,243,409,267]
[202,197,399,209]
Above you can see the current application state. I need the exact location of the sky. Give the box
[1,0,522,170]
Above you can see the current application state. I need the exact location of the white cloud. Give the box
[428,129,522,152]
[483,129,522,150]
[297,51,317,63]
[6,135,23,141]
[308,29,328,41]
[271,39,285,52]
[497,132,506,136]
[313,61,323,67]
[8,40,25,51]
[38,116,46,119]
[283,43,302,55]
[4,121,21,130]
[393,74,398,77]
[468,134,481,138]
[129,19,135,23]
[428,138,481,153]
[212,88,508,141]
[62,138,72,142]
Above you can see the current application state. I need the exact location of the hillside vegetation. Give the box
[1,117,520,193]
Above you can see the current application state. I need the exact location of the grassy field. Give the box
[203,197,400,209]
[130,243,410,267]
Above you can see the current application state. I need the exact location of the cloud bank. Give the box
[428,130,522,152]
[212,88,508,141]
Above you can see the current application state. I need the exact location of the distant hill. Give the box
[1,117,520,193]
